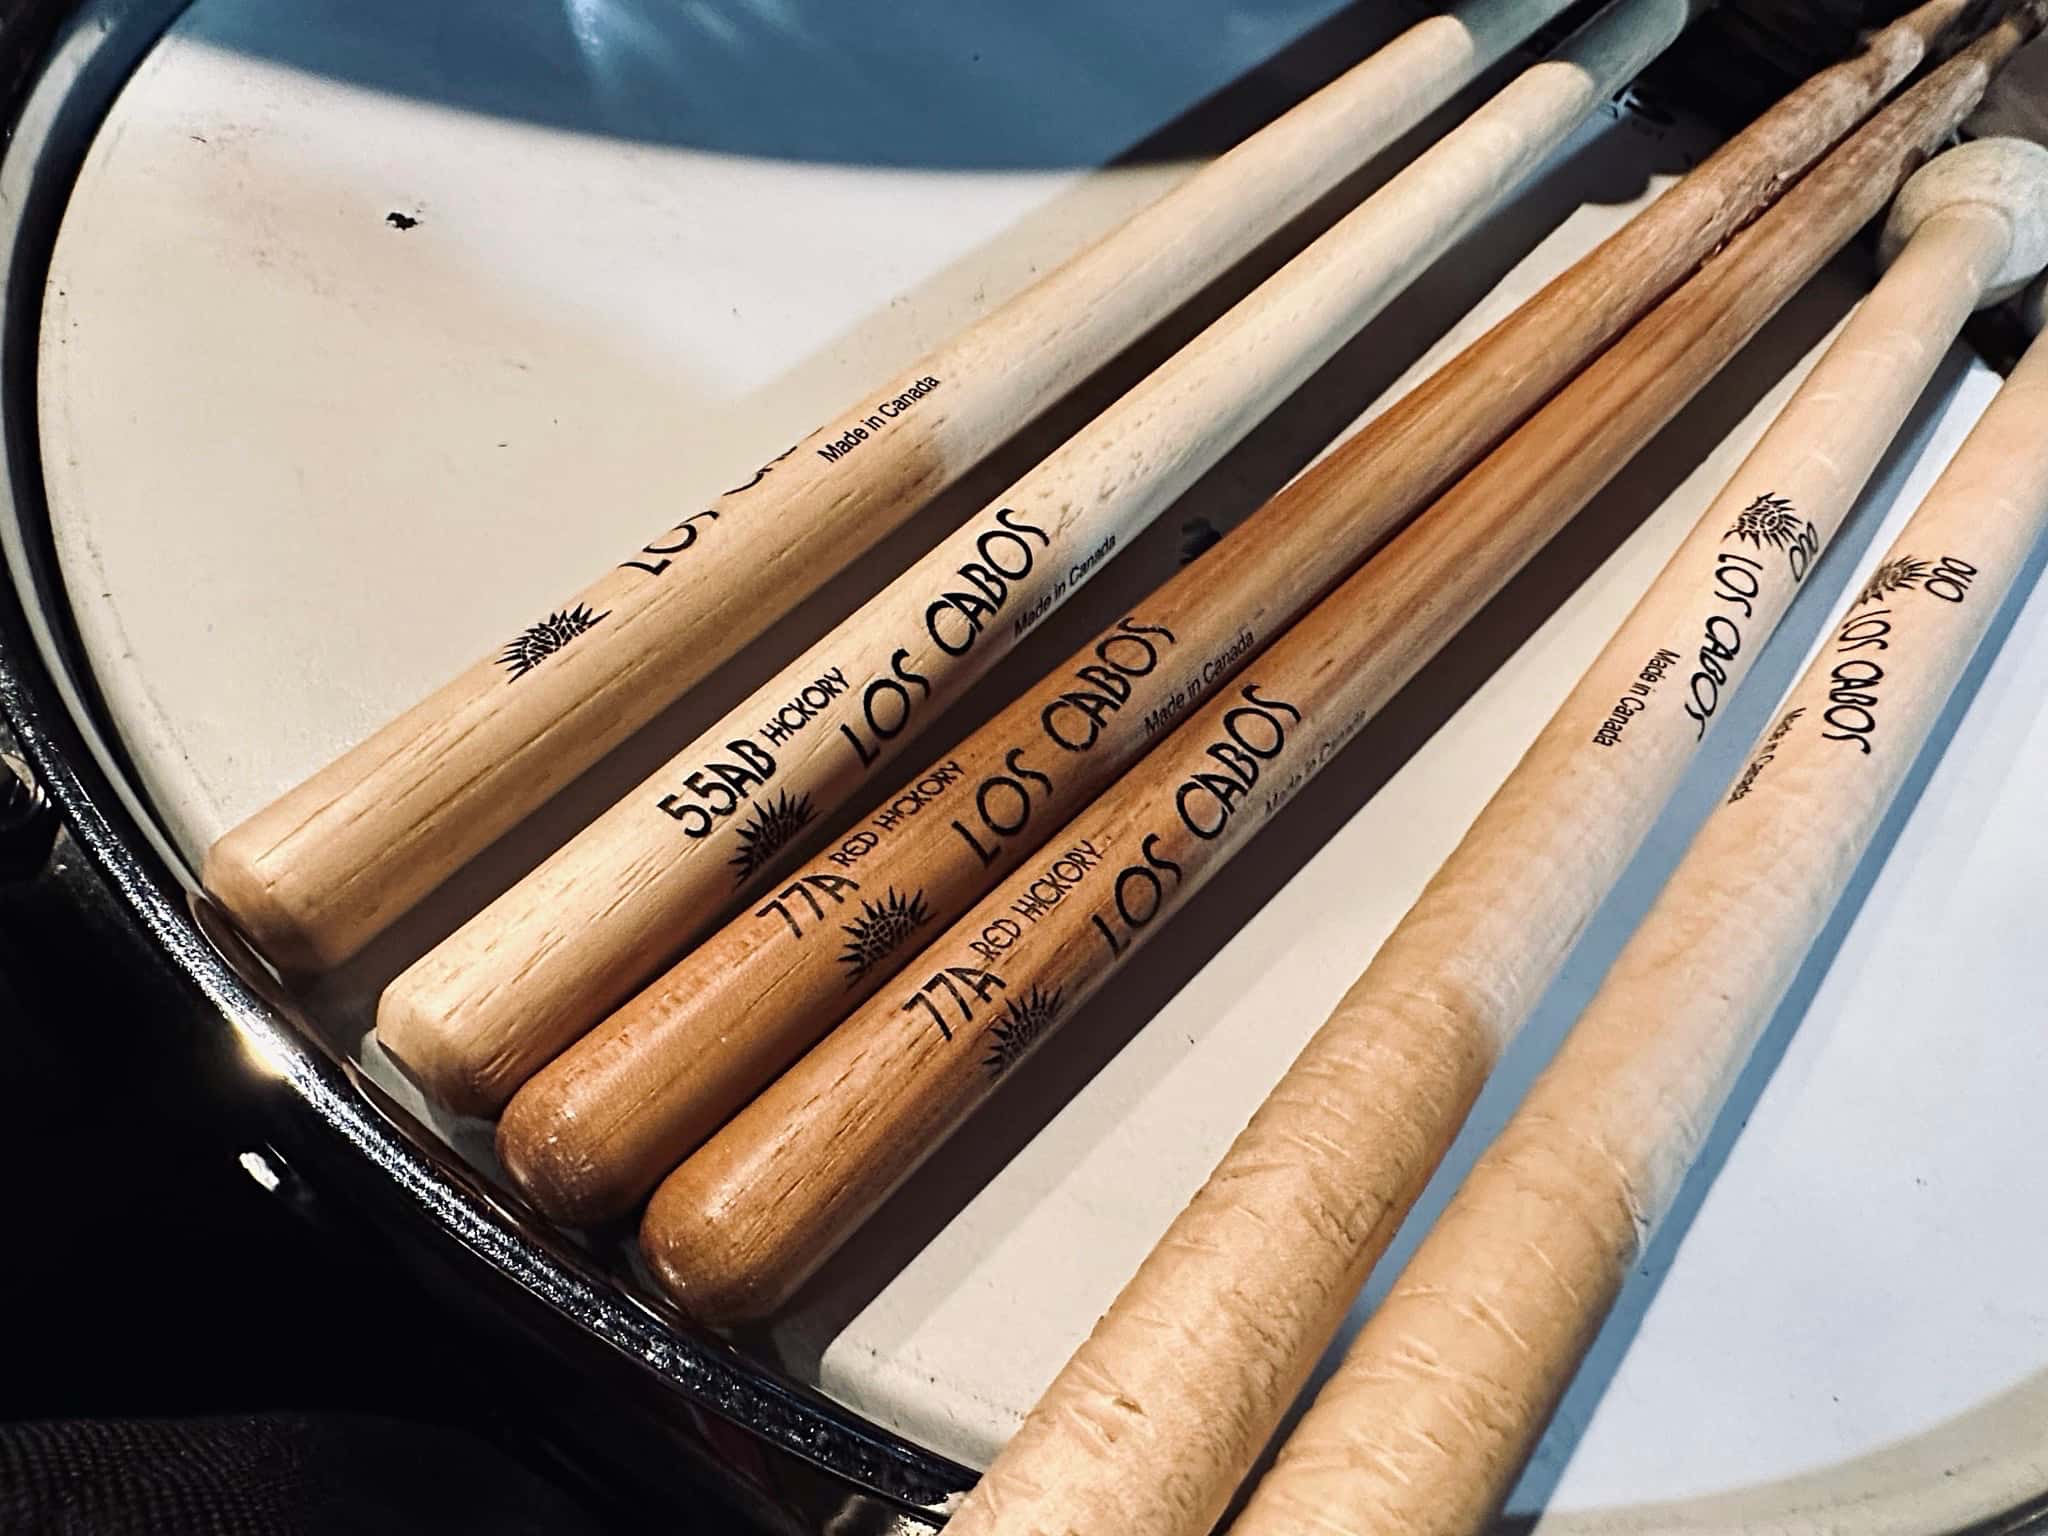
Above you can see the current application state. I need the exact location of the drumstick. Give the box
[202,0,1585,976]
[1232,251,2048,1536]
[955,117,2048,1536]
[496,0,1971,1227]
[637,37,2025,1339]
[378,0,1699,1117]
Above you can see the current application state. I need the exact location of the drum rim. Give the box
[0,0,972,1518]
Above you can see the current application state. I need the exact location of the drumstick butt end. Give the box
[1879,136,2048,306]
[639,1168,800,1328]
[201,827,351,977]
[497,1082,649,1228]
[373,984,519,1119]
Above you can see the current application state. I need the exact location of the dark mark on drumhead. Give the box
[385,211,420,230]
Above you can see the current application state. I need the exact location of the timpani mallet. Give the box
[203,0,1585,975]
[638,37,2029,1337]
[1231,221,2048,1536]
[958,122,2048,1536]
[379,0,1700,1116]
[496,0,1973,1226]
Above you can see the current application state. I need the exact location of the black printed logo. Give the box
[1856,556,1932,607]
[497,604,609,680]
[1724,494,1808,551]
[837,888,932,986]
[982,984,1063,1078]
[728,790,814,883]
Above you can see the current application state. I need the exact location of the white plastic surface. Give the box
[37,4,2048,1528]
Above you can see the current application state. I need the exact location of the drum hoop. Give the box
[0,0,970,1519]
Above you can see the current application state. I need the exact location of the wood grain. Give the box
[377,0,1694,1116]
[202,0,1582,974]
[496,0,1961,1226]
[1230,252,2048,1536]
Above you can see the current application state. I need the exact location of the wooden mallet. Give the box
[495,0,1972,1227]
[203,0,1586,974]
[1230,168,2048,1535]
[378,0,1701,1116]
[637,30,2029,1348]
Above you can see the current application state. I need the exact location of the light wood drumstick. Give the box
[202,0,1583,976]
[638,35,2022,1341]
[942,75,2048,1536]
[1233,226,2048,1536]
[495,0,1969,1227]
[378,0,1697,1117]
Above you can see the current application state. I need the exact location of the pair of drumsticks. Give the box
[207,0,1597,973]
[1211,195,2048,1536]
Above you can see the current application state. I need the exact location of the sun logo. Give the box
[1724,494,1807,550]
[728,791,815,884]
[837,888,933,986]
[1856,555,1931,607]
[496,604,609,680]
[982,985,1064,1078]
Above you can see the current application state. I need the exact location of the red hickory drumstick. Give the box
[638,33,2023,1345]
[1234,213,2048,1536]
[495,0,1969,1226]
[952,107,2048,1536]
[378,0,1697,1116]
[203,0,1585,975]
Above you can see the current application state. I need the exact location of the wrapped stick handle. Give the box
[1232,226,2048,1536]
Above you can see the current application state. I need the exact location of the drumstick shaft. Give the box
[1234,323,2048,1536]
[203,0,1581,974]
[639,28,2006,1340]
[379,0,1695,1116]
[947,39,2045,1536]
[497,0,1965,1226]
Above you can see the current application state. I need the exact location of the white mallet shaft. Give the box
[1233,238,2048,1536]
[380,0,1697,1115]
[493,0,1969,1227]
[203,0,1584,974]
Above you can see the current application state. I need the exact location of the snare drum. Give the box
[5,1,2047,1530]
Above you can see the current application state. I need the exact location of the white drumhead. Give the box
[40,1,2048,1526]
